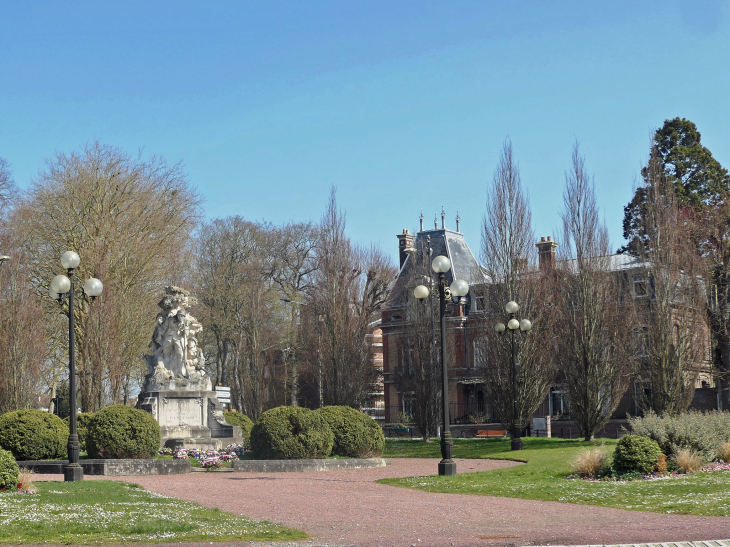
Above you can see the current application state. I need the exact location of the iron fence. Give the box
[382,403,496,425]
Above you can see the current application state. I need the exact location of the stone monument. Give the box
[137,286,241,449]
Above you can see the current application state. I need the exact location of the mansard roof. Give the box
[388,228,485,307]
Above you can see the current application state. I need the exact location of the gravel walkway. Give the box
[31,458,730,547]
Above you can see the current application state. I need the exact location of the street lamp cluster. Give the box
[49,251,103,482]
[494,300,531,451]
[411,252,535,461]
[414,255,469,476]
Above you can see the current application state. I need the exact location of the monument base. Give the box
[138,380,242,449]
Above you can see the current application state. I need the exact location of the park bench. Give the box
[392,427,410,437]
[475,429,506,438]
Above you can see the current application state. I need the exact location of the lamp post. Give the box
[494,301,531,451]
[414,255,469,476]
[49,251,103,482]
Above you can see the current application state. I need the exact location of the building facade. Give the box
[381,216,716,437]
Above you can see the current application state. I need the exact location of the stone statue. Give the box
[144,286,208,390]
[138,286,240,450]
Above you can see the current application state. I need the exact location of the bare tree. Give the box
[17,142,202,411]
[632,150,709,415]
[475,139,555,440]
[269,222,318,405]
[697,200,730,408]
[394,236,441,441]
[0,159,46,413]
[553,143,635,440]
[0,158,15,216]
[0,230,46,413]
[196,217,262,387]
[194,217,289,420]
[305,189,396,408]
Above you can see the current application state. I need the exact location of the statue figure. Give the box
[145,286,206,383]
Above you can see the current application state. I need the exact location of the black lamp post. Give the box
[414,255,469,476]
[49,251,103,482]
[494,301,531,451]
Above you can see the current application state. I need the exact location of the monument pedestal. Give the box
[138,378,242,450]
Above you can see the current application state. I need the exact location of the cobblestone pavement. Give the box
[33,458,730,547]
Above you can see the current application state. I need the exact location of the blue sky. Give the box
[1,1,729,263]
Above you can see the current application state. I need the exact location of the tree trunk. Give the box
[718,333,730,410]
[49,381,57,414]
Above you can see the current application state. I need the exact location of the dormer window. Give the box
[633,274,648,298]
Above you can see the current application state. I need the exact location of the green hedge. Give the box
[612,434,662,475]
[314,406,385,457]
[0,409,69,461]
[63,412,94,452]
[250,406,333,459]
[86,405,160,459]
[629,410,730,461]
[223,411,254,441]
[0,448,19,491]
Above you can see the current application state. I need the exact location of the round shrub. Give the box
[224,411,254,440]
[314,406,385,457]
[63,412,94,452]
[86,405,160,459]
[0,409,69,461]
[612,434,663,475]
[250,406,333,459]
[0,448,20,491]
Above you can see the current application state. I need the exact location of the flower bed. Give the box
[569,460,730,482]
[168,444,244,470]
[1,482,36,494]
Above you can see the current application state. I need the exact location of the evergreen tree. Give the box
[619,117,729,255]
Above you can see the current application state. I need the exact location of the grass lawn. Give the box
[380,437,730,516]
[384,437,520,459]
[0,480,307,545]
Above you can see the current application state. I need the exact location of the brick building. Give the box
[381,215,716,438]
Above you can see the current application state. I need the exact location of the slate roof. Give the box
[388,228,485,307]
[558,253,647,273]
[386,225,652,310]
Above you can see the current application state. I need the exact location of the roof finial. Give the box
[456,211,460,232]
[419,209,424,232]
[434,215,438,230]
[441,206,445,229]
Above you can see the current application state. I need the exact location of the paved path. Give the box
[34,458,730,547]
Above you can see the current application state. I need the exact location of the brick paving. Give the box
[33,458,730,547]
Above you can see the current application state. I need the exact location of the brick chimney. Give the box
[396,229,415,269]
[536,236,558,270]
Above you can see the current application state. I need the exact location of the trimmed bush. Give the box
[612,434,662,475]
[314,406,385,458]
[224,411,254,440]
[63,412,94,452]
[629,410,730,461]
[0,409,69,461]
[0,448,20,491]
[250,406,333,459]
[86,405,160,459]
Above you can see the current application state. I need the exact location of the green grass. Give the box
[384,437,520,458]
[0,480,307,545]
[380,437,730,516]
